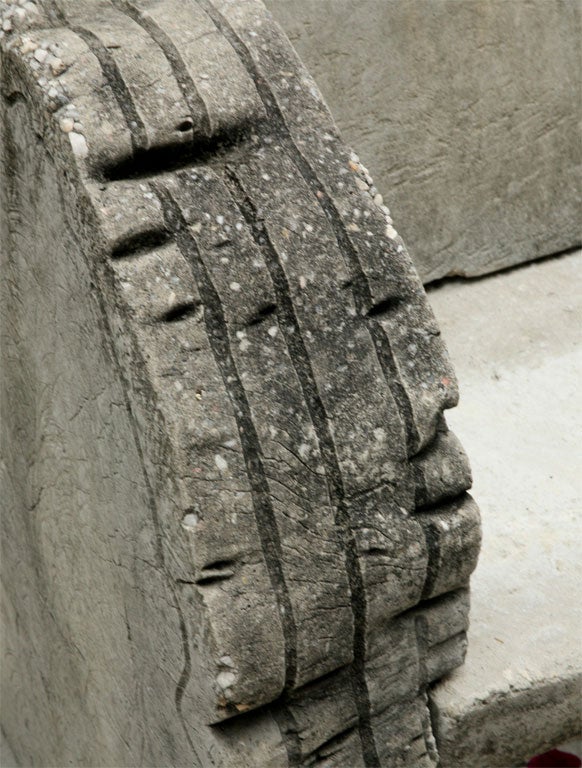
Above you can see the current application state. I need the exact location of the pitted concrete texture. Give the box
[1,1,479,765]
[427,250,582,767]
[265,0,582,283]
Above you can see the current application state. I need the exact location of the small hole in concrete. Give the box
[176,119,193,133]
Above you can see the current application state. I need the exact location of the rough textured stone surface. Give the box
[264,0,582,283]
[1,1,479,765]
[428,251,582,767]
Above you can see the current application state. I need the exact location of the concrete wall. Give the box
[265,0,581,283]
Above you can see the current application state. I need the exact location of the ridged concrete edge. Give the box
[1,1,481,765]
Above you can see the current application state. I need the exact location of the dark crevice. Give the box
[412,459,430,510]
[427,630,467,656]
[223,165,380,767]
[196,0,419,463]
[365,547,390,557]
[413,493,467,517]
[400,587,469,625]
[174,595,193,711]
[247,302,277,326]
[212,692,297,739]
[309,725,358,763]
[415,614,430,688]
[272,707,303,768]
[159,301,203,324]
[172,587,205,763]
[2,90,27,107]
[216,672,357,757]
[426,685,443,763]
[195,571,234,586]
[99,125,254,181]
[201,558,236,572]
[288,663,352,700]
[425,241,582,290]
[111,228,171,258]
[152,181,298,691]
[211,239,232,250]
[415,487,471,513]
[346,477,399,502]
[420,688,441,766]
[365,295,403,318]
[176,119,194,133]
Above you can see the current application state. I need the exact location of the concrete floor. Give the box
[427,250,582,767]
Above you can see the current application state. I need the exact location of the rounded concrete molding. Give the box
[1,1,480,765]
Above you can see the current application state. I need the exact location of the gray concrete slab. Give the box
[427,251,582,767]
[265,0,581,283]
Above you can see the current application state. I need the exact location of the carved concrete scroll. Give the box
[0,1,480,765]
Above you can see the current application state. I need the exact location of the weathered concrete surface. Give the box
[0,1,479,765]
[0,731,18,768]
[427,251,582,767]
[265,0,582,283]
